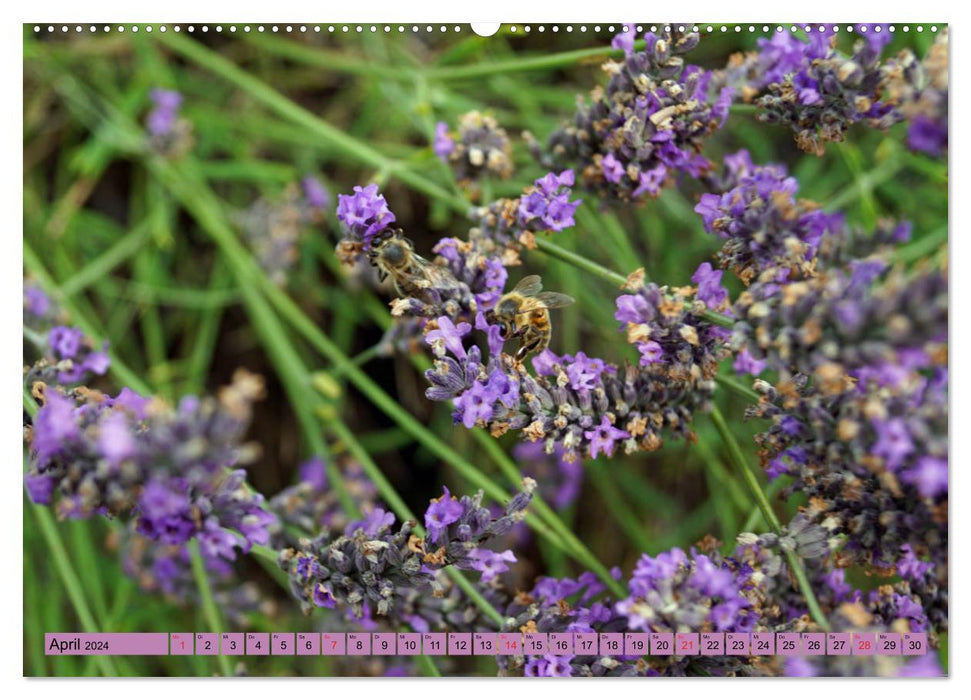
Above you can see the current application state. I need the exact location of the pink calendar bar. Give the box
[878,632,901,656]
[524,633,548,655]
[498,631,521,656]
[297,633,320,656]
[624,632,649,656]
[574,632,597,656]
[701,632,724,656]
[50,630,933,658]
[827,632,851,656]
[650,632,674,655]
[423,633,447,655]
[853,632,876,656]
[676,632,699,656]
[600,633,623,656]
[726,633,749,655]
[398,633,421,656]
[195,633,218,656]
[802,633,825,656]
[45,633,169,656]
[550,632,574,655]
[372,632,396,655]
[473,632,497,655]
[903,632,927,656]
[777,632,799,656]
[449,633,472,656]
[347,632,370,655]
[221,632,243,655]
[271,633,295,655]
[246,632,269,656]
[752,632,774,655]
[321,632,346,655]
[170,633,193,655]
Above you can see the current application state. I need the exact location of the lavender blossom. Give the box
[614,282,728,378]
[881,29,948,157]
[45,325,111,384]
[118,523,271,626]
[754,30,901,155]
[695,151,843,284]
[425,306,716,460]
[537,26,733,201]
[336,183,397,251]
[732,263,946,386]
[749,371,947,578]
[146,88,193,156]
[278,480,535,618]
[235,182,326,285]
[24,370,275,567]
[24,283,57,327]
[433,112,514,183]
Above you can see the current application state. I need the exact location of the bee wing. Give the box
[534,291,575,309]
[511,274,543,297]
[412,253,461,289]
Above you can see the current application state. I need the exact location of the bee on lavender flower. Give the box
[488,275,574,361]
[367,229,462,301]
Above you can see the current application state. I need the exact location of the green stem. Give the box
[30,505,119,676]
[59,219,153,298]
[715,374,762,404]
[709,406,830,631]
[188,540,234,677]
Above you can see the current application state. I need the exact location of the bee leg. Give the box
[516,337,543,362]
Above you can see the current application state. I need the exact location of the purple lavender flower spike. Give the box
[537,27,732,201]
[279,481,534,619]
[336,183,397,250]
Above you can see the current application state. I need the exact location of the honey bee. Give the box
[488,275,575,361]
[367,230,462,301]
